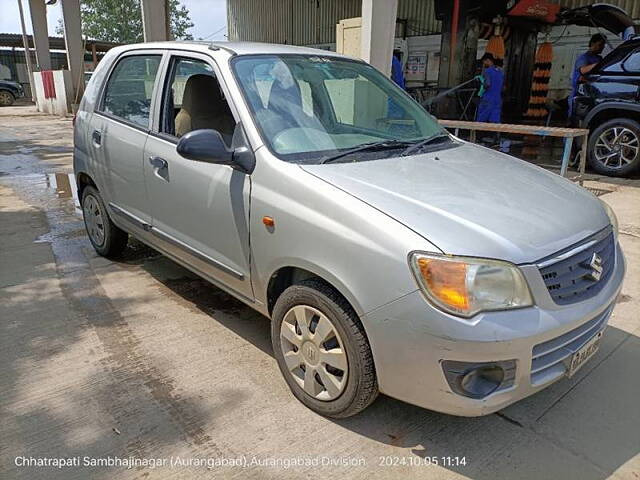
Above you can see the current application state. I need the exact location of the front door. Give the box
[143,53,253,301]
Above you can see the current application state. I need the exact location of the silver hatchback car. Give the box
[74,41,625,418]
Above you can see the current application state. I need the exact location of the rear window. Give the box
[622,49,640,72]
[101,55,161,128]
[596,42,638,73]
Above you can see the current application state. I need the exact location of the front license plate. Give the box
[567,330,603,378]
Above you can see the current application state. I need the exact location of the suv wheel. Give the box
[271,279,378,418]
[0,90,15,107]
[81,186,128,257]
[589,118,640,176]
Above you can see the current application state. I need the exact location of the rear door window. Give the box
[101,55,161,128]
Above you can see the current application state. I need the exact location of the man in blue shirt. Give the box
[391,51,406,90]
[569,33,605,119]
[476,53,504,123]
[388,50,406,121]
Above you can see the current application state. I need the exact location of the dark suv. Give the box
[0,79,24,107]
[574,38,640,176]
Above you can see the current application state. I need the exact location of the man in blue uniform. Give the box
[391,50,406,90]
[388,50,406,121]
[569,33,605,120]
[476,53,504,123]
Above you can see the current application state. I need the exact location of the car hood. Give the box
[301,143,609,264]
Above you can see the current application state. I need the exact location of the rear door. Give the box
[143,51,253,301]
[616,48,640,104]
[89,50,164,234]
[590,46,640,106]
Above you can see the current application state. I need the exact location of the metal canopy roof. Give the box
[0,33,120,52]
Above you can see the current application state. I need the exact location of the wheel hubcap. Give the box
[83,195,105,246]
[594,126,639,169]
[0,92,12,106]
[279,305,348,401]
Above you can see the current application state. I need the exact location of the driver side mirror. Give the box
[176,129,255,173]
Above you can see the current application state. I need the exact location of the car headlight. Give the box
[600,200,619,241]
[409,253,533,318]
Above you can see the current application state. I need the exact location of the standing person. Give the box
[391,49,405,90]
[569,33,605,121]
[476,53,504,123]
[388,50,406,121]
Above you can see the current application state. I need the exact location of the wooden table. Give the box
[438,120,590,179]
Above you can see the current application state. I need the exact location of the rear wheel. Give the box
[588,118,640,176]
[271,279,378,418]
[0,90,15,107]
[81,186,128,257]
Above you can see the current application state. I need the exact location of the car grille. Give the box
[538,229,615,305]
[530,305,612,385]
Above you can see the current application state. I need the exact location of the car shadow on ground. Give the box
[0,205,222,480]
[142,252,639,480]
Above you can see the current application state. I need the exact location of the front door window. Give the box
[160,57,236,145]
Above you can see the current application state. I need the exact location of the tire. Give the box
[81,186,128,257]
[588,118,640,176]
[0,90,15,107]
[271,279,378,418]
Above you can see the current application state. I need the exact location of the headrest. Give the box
[181,74,222,113]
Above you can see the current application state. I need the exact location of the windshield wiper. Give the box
[400,133,451,157]
[320,139,415,164]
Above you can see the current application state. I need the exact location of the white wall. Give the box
[32,70,73,116]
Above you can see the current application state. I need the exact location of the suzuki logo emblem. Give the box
[586,253,603,282]
[305,344,316,362]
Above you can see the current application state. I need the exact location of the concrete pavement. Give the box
[1,105,639,479]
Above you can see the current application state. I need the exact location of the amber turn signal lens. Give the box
[417,257,470,312]
[411,253,532,317]
[262,216,275,227]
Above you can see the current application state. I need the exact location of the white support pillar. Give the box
[17,0,35,98]
[28,0,51,71]
[60,0,84,102]
[141,0,171,42]
[360,0,398,77]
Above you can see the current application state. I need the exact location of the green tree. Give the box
[55,0,194,43]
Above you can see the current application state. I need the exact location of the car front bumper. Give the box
[363,243,626,416]
[6,85,25,99]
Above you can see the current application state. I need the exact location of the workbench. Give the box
[438,120,589,179]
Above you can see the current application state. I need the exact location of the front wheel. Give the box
[271,279,378,418]
[588,118,640,176]
[0,90,15,107]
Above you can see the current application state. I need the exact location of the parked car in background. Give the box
[74,41,625,418]
[563,4,640,176]
[574,37,640,176]
[0,79,24,106]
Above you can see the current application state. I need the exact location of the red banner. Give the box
[42,70,56,99]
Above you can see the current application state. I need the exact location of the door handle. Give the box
[149,156,168,169]
[148,156,169,182]
[92,129,102,146]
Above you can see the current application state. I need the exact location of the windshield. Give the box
[231,54,446,163]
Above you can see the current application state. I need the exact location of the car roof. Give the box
[113,40,350,58]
